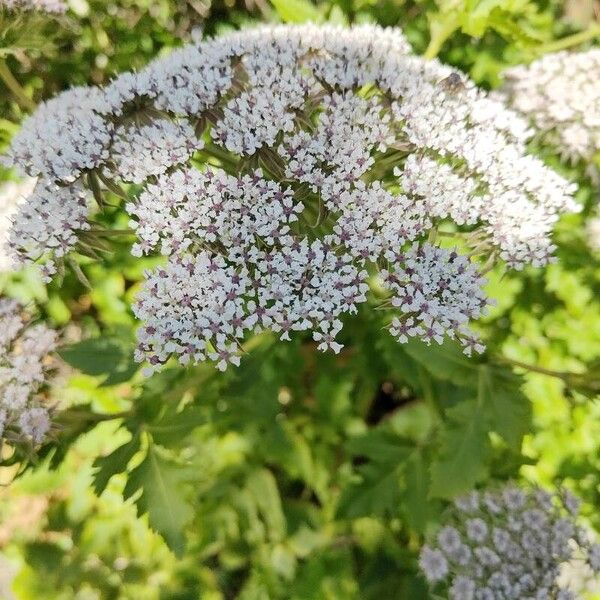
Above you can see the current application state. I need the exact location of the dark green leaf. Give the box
[478,365,531,449]
[403,340,476,387]
[429,398,491,499]
[123,445,194,556]
[148,406,207,446]
[59,335,138,386]
[92,432,141,496]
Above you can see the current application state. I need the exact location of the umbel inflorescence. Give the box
[0,178,36,272]
[419,483,600,599]
[0,298,59,445]
[502,49,600,164]
[0,0,67,12]
[2,24,579,373]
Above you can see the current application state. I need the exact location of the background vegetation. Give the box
[0,0,599,598]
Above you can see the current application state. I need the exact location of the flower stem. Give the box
[0,59,36,112]
[498,356,577,380]
[538,25,600,55]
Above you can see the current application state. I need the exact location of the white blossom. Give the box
[0,24,581,371]
[381,243,490,352]
[109,119,203,184]
[0,298,58,445]
[420,546,449,583]
[0,177,36,271]
[501,49,600,163]
[6,180,90,281]
[420,483,600,598]
[3,87,113,182]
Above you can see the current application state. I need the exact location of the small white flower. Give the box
[18,407,50,444]
[502,49,600,163]
[419,546,448,583]
[421,483,599,598]
[0,299,58,446]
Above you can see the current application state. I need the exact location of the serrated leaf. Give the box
[123,445,194,556]
[337,461,405,519]
[403,339,476,387]
[400,452,440,533]
[92,432,141,496]
[429,398,491,499]
[59,335,138,386]
[147,406,207,446]
[478,365,531,449]
[338,430,412,518]
[246,469,286,542]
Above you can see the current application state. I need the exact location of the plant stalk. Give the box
[0,58,36,112]
[538,25,600,55]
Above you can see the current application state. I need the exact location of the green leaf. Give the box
[59,335,138,386]
[429,398,491,499]
[148,406,207,446]
[123,445,194,556]
[477,365,531,449]
[400,452,440,533]
[346,430,413,462]
[403,339,475,387]
[246,469,286,542]
[270,0,322,23]
[92,432,141,496]
[337,461,405,519]
[338,430,412,518]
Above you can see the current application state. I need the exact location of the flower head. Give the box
[0,299,59,445]
[502,49,600,164]
[420,483,600,597]
[1,24,580,371]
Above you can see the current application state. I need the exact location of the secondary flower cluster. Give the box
[0,177,36,272]
[0,0,67,12]
[0,298,58,445]
[419,483,600,599]
[1,24,580,371]
[502,49,600,164]
[5,179,90,281]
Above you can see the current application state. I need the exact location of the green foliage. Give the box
[59,333,139,387]
[270,0,324,22]
[123,444,195,556]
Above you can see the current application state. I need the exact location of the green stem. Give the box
[0,58,36,112]
[424,20,460,60]
[498,356,576,380]
[87,228,135,236]
[538,25,600,55]
[424,37,446,60]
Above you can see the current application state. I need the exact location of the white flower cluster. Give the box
[6,179,90,282]
[383,244,488,355]
[0,178,36,272]
[109,118,203,184]
[502,49,600,163]
[0,0,67,13]
[0,298,58,445]
[419,484,600,600]
[1,24,580,371]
